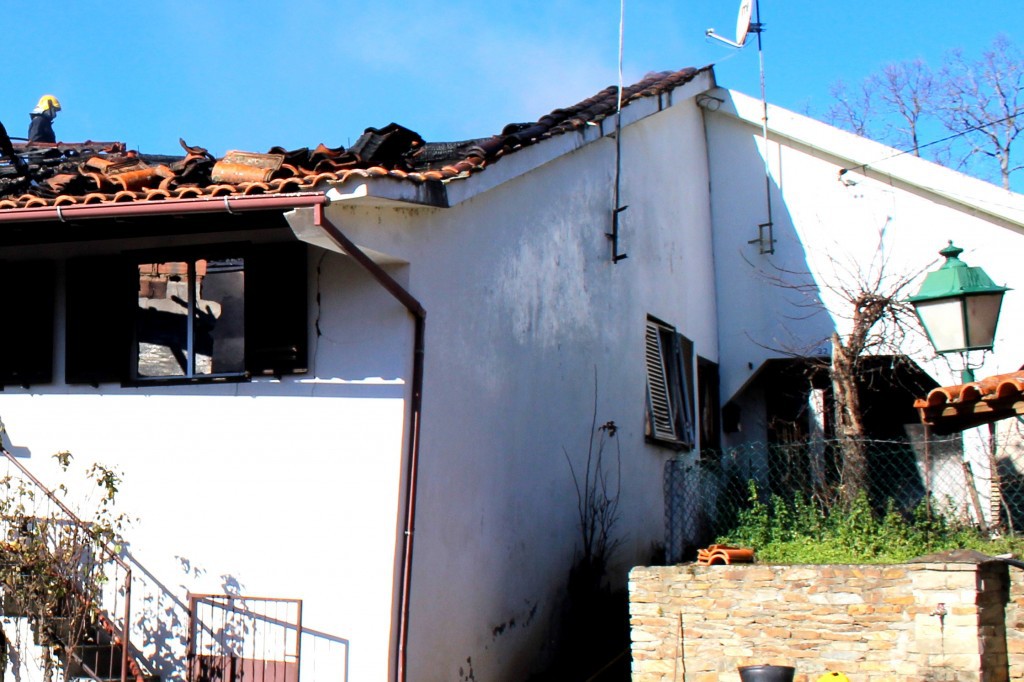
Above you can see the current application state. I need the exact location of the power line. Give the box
[839,109,1023,178]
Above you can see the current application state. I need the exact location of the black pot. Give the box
[738,665,796,682]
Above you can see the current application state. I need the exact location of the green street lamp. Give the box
[909,241,1009,381]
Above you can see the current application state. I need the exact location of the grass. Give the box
[717,481,1024,564]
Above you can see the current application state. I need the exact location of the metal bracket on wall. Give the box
[748,221,775,255]
[608,205,629,263]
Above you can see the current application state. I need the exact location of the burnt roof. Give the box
[0,67,708,211]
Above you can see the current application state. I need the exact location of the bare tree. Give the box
[827,60,938,157]
[939,34,1024,189]
[752,221,924,500]
[826,34,1024,189]
[876,59,937,157]
[826,78,878,139]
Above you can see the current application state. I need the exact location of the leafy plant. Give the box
[0,451,130,682]
[719,481,1024,564]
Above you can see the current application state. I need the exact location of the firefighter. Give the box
[27,94,61,144]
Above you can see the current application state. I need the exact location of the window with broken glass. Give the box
[135,257,245,380]
[644,317,695,450]
[65,241,308,386]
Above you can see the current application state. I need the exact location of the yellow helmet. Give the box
[32,95,61,116]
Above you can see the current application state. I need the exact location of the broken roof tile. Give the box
[0,66,708,212]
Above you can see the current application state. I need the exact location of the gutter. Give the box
[309,203,424,682]
[0,193,330,223]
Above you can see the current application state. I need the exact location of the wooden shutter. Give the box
[697,357,721,454]
[645,321,678,442]
[675,333,696,447]
[0,260,55,387]
[65,256,131,385]
[245,241,308,376]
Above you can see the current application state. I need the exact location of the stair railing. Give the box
[0,448,146,682]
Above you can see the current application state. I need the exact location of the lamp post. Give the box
[909,241,1009,383]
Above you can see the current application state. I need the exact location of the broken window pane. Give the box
[199,258,245,375]
[135,256,246,380]
[137,261,190,377]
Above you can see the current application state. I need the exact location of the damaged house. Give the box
[0,62,1023,682]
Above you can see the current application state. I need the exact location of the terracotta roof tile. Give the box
[0,66,708,211]
[915,369,1024,433]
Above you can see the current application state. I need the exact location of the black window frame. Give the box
[131,247,247,385]
[65,240,308,387]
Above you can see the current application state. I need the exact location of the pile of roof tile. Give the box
[697,544,755,565]
[0,66,707,210]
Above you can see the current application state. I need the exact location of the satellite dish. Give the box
[735,0,753,46]
[706,0,759,49]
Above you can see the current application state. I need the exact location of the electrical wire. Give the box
[839,109,1024,177]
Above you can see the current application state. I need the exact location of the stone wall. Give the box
[629,556,1016,682]
[1007,567,1024,680]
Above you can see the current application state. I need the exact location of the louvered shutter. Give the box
[645,321,678,441]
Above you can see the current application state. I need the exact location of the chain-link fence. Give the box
[664,433,1024,563]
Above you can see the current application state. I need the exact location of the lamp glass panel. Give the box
[915,298,967,352]
[964,293,1004,349]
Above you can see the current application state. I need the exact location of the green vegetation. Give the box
[718,481,1024,564]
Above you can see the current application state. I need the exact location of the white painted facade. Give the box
[703,88,1024,530]
[2,68,1023,682]
[0,244,412,681]
[0,71,722,682]
[306,69,720,680]
[704,88,1024,443]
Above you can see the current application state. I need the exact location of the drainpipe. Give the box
[311,203,425,682]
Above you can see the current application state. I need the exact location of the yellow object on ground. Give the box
[816,674,849,682]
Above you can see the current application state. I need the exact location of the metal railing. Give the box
[0,449,149,682]
[187,594,349,682]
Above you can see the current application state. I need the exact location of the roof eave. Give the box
[708,87,1024,234]
[324,176,449,208]
[442,68,717,207]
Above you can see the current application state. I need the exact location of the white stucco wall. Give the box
[0,240,413,682]
[0,69,721,682]
[313,79,718,680]
[705,88,1024,443]
[8,75,1024,681]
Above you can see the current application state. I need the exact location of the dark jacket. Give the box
[27,114,55,143]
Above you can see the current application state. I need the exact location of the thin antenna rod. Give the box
[754,0,775,255]
[608,0,628,263]
[707,0,774,254]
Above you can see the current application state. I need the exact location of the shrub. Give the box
[718,481,1024,563]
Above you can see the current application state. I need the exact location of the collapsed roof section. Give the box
[0,67,707,211]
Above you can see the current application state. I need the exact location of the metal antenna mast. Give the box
[608,0,629,263]
[706,0,775,255]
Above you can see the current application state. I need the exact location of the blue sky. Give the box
[4,1,1021,159]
